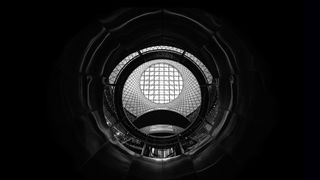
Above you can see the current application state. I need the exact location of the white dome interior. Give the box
[122,59,201,118]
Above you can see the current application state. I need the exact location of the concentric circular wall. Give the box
[54,8,270,180]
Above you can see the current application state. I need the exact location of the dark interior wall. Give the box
[133,110,191,128]
[10,1,303,180]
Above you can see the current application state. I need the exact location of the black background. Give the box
[10,0,304,179]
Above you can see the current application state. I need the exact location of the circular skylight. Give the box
[140,63,183,104]
[122,59,201,117]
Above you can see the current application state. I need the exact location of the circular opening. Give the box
[140,63,183,104]
[122,59,201,118]
[112,48,213,158]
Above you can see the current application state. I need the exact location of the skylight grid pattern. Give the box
[140,63,183,104]
[108,46,213,85]
[140,45,184,54]
[122,59,201,117]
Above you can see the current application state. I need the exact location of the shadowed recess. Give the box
[133,110,191,129]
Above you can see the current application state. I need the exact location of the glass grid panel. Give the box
[108,47,213,85]
[140,45,184,54]
[140,63,183,104]
[122,59,201,117]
